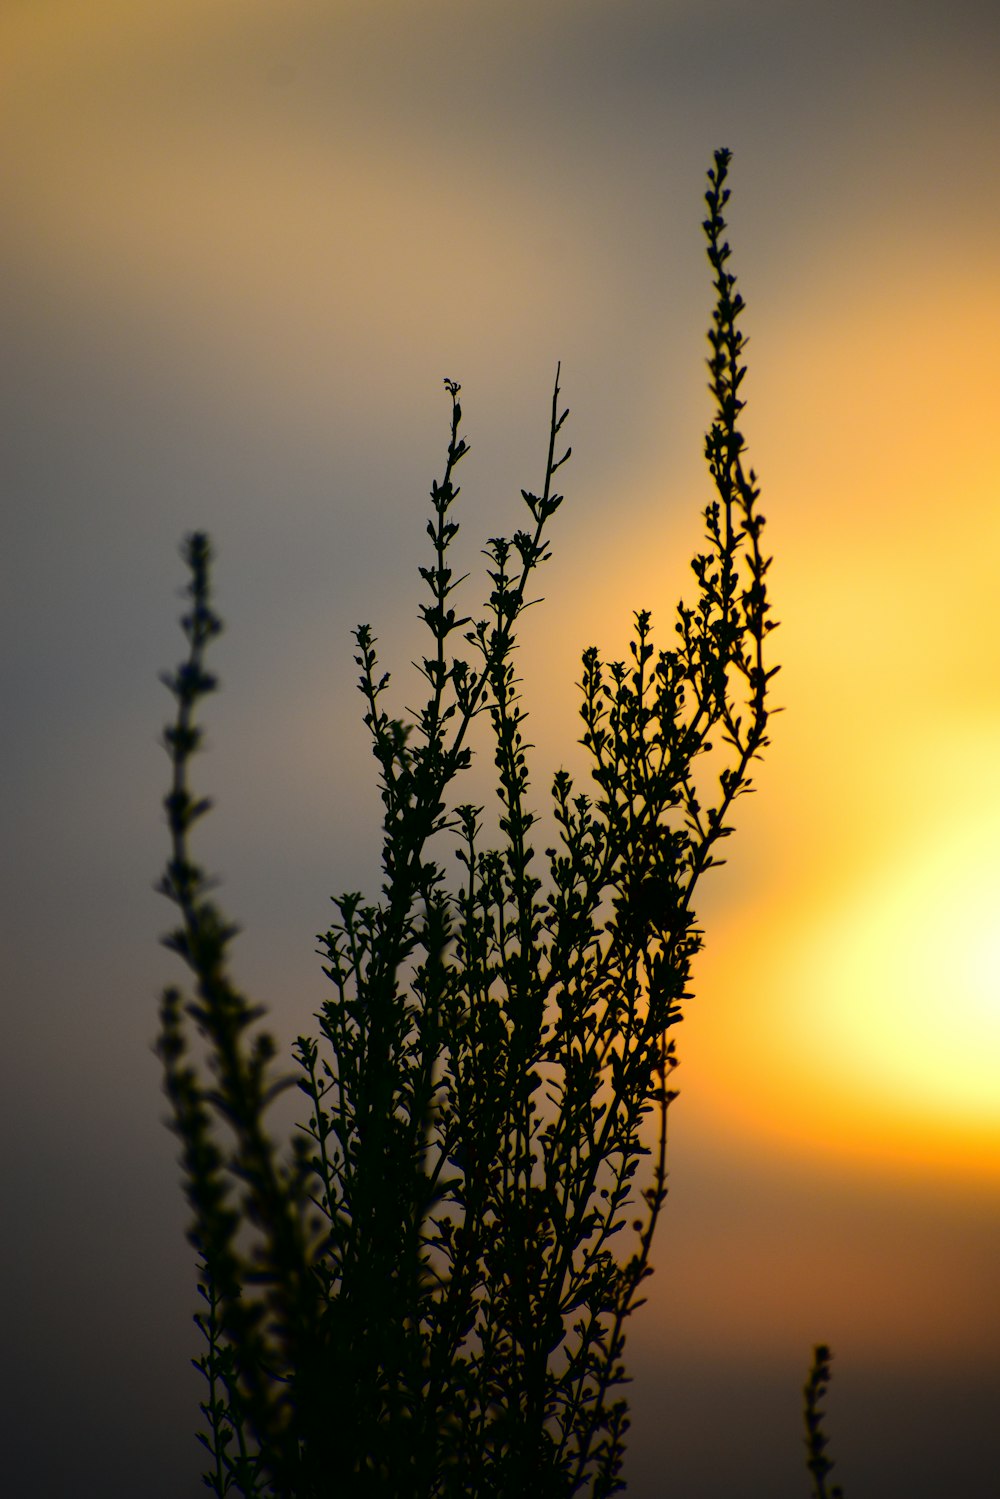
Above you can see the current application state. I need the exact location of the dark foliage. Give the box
[155,151,829,1498]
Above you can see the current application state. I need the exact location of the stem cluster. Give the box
[157,149,777,1498]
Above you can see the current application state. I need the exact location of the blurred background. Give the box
[2,2,998,1495]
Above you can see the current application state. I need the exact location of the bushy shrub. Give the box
[154,150,832,1499]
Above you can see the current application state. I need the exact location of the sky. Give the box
[2,2,998,1495]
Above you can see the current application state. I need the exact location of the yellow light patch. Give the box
[691,732,1000,1181]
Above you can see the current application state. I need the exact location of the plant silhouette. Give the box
[156,150,820,1497]
[803,1346,844,1499]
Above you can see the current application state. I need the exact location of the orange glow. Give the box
[779,808,1000,1127]
[689,729,1000,1181]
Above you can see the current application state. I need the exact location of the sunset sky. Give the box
[2,3,998,1495]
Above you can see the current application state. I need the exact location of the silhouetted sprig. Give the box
[158,534,319,1494]
[804,1344,845,1499]
[192,1260,268,1497]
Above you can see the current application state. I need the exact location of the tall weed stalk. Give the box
[157,149,778,1497]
